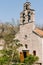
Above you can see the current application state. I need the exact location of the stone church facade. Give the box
[16,1,43,65]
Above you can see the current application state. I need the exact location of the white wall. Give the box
[42,38,43,65]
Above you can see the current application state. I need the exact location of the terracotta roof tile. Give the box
[33,28,43,37]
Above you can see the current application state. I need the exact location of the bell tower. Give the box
[20,1,35,25]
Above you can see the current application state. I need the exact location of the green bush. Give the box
[24,54,39,65]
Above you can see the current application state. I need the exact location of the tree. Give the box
[24,54,39,65]
[0,23,22,65]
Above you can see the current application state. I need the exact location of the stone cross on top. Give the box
[26,0,28,2]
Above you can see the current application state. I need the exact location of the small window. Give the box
[25,44,28,48]
[23,13,25,18]
[28,12,30,16]
[25,35,27,39]
[25,35,27,37]
[26,4,28,10]
[28,12,31,21]
[33,50,36,56]
[22,20,25,25]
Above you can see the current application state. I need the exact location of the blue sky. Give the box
[0,0,43,26]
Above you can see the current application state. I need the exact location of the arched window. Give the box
[28,12,31,22]
[25,44,28,48]
[23,13,25,18]
[22,20,25,25]
[26,4,28,10]
[33,50,36,56]
[25,35,27,38]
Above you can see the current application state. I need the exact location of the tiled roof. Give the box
[33,28,43,37]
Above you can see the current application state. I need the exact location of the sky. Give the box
[0,0,43,26]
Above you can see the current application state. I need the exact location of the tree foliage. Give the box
[24,54,39,65]
[0,23,22,65]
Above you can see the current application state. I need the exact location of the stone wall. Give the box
[16,22,42,63]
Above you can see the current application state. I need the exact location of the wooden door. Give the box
[20,52,24,62]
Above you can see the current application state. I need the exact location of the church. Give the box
[16,1,43,65]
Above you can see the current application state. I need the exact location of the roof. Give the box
[29,9,35,11]
[33,28,43,37]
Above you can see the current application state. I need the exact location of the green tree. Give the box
[0,23,22,65]
[24,54,39,65]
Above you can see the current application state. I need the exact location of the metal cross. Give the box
[26,0,28,2]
